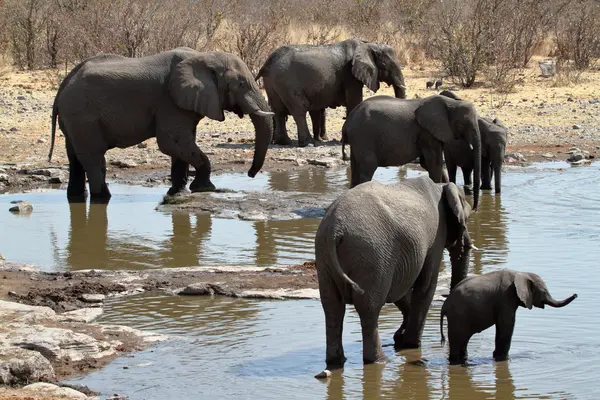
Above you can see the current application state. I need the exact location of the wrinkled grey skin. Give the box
[439,90,508,194]
[342,94,482,210]
[256,38,407,147]
[440,269,578,364]
[49,48,274,203]
[314,176,475,369]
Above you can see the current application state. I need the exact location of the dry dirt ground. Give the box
[1,58,599,194]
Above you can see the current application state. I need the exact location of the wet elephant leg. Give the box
[318,273,347,369]
[354,299,385,364]
[65,136,87,203]
[79,153,111,204]
[463,166,473,195]
[481,157,492,190]
[292,113,311,147]
[448,320,471,365]
[393,292,411,346]
[398,248,443,349]
[319,109,328,140]
[350,152,378,188]
[493,310,516,361]
[446,157,458,184]
[167,157,190,196]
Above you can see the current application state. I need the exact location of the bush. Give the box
[554,0,600,71]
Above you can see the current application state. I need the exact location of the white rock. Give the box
[306,157,338,168]
[0,173,8,183]
[4,326,115,361]
[22,382,87,399]
[58,308,104,323]
[0,300,56,323]
[0,346,55,385]
[315,369,332,379]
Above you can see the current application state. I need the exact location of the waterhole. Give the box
[3,162,600,398]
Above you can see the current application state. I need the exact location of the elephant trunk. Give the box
[238,90,274,178]
[545,293,578,308]
[248,112,273,177]
[393,83,407,99]
[471,125,481,210]
[448,242,470,290]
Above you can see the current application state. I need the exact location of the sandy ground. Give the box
[1,59,599,194]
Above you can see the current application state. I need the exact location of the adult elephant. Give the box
[255,38,407,147]
[314,176,475,370]
[48,48,274,203]
[342,94,482,210]
[439,90,508,194]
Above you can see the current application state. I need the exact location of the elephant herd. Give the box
[46,39,577,371]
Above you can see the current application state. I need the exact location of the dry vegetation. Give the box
[0,0,599,171]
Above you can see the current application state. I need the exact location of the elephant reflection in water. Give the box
[65,203,211,270]
[254,219,320,266]
[447,362,515,399]
[268,167,329,194]
[465,194,508,275]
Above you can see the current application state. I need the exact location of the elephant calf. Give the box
[315,175,476,370]
[440,269,577,364]
[439,90,508,194]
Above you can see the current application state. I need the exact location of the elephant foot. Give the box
[363,354,386,365]
[493,351,509,362]
[67,193,88,204]
[495,189,501,195]
[273,136,293,146]
[393,334,420,351]
[89,186,111,204]
[325,355,347,371]
[189,179,216,193]
[166,186,191,197]
[320,133,329,141]
[297,138,310,148]
[448,356,467,365]
[480,184,492,191]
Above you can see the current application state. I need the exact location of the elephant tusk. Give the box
[254,110,275,117]
[469,144,474,151]
[470,244,479,251]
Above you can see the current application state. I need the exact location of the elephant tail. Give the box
[440,308,446,346]
[327,230,364,295]
[48,101,58,162]
[341,123,350,162]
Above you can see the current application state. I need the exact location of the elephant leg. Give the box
[493,163,502,194]
[462,166,473,195]
[446,158,458,184]
[273,113,291,145]
[156,112,215,193]
[481,157,492,190]
[167,157,190,196]
[310,110,322,142]
[318,272,347,369]
[399,249,443,349]
[448,319,471,365]
[354,299,385,364]
[393,292,411,346]
[79,153,111,204]
[493,310,516,361]
[419,140,444,183]
[65,136,87,203]
[319,109,328,140]
[350,152,378,188]
[292,113,311,147]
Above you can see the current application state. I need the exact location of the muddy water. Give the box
[0,166,424,271]
[59,162,600,399]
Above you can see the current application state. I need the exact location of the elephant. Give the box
[440,268,578,364]
[439,90,508,194]
[341,94,482,210]
[255,38,407,147]
[314,175,476,370]
[48,47,274,203]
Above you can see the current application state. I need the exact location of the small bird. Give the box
[435,78,443,90]
[426,80,434,89]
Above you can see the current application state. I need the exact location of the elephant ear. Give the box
[514,273,533,309]
[352,44,380,93]
[415,96,456,143]
[169,57,225,122]
[443,183,469,247]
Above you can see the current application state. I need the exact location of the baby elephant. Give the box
[440,269,577,364]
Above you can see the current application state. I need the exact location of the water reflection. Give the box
[254,219,320,266]
[446,363,515,399]
[268,168,330,193]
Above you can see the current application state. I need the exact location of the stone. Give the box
[4,325,115,361]
[177,283,231,296]
[567,97,574,102]
[110,160,138,168]
[9,127,17,132]
[137,142,148,148]
[37,138,46,144]
[80,293,106,303]
[16,96,26,100]
[542,153,555,158]
[572,124,581,130]
[58,308,104,323]
[22,382,87,399]
[538,61,556,77]
[0,300,56,324]
[315,369,332,379]
[568,154,584,162]
[0,346,55,385]
[504,153,526,163]
[0,173,8,183]
[9,200,33,213]
[306,157,338,168]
